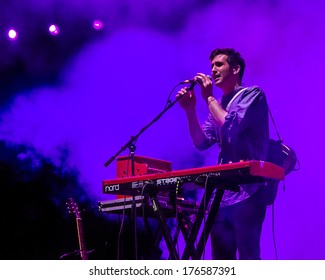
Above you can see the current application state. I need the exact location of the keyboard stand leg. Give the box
[195,188,224,259]
[131,196,138,260]
[181,186,214,260]
[149,195,179,260]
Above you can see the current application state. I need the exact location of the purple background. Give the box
[0,0,324,259]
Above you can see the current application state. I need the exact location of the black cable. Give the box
[175,181,180,256]
[271,202,278,260]
[164,81,188,109]
[117,196,127,260]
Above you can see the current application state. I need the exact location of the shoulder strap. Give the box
[267,103,300,174]
[267,103,282,142]
[225,87,248,111]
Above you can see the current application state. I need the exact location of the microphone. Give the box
[181,75,212,90]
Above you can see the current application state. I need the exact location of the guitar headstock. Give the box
[66,198,81,219]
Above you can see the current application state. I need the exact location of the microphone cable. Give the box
[164,81,185,109]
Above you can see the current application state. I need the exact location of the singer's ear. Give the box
[232,65,241,75]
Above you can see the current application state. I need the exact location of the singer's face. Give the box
[211,54,233,87]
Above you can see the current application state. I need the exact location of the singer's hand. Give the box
[176,87,196,112]
[194,73,214,103]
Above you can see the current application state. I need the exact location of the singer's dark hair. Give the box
[209,48,246,82]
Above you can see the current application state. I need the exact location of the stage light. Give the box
[92,20,104,30]
[8,29,18,40]
[49,24,60,36]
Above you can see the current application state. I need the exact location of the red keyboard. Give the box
[102,160,284,196]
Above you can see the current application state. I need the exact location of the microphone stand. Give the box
[103,82,193,260]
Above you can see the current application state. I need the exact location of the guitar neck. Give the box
[76,216,88,260]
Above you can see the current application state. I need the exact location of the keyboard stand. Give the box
[144,182,227,260]
[149,194,179,260]
[180,186,224,260]
[181,187,224,259]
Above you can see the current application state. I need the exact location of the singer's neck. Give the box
[222,82,241,96]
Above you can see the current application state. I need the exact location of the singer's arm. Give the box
[206,96,227,128]
[196,73,227,128]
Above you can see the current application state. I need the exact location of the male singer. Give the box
[177,48,270,259]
